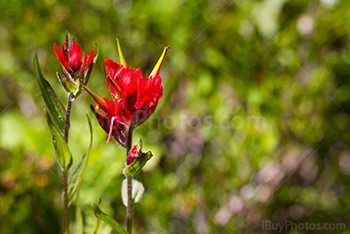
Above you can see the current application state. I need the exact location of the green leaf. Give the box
[123,151,153,176]
[121,178,145,207]
[68,114,93,205]
[56,72,78,94]
[92,204,127,234]
[72,81,82,101]
[74,191,83,234]
[82,42,99,85]
[34,53,66,136]
[45,110,72,171]
[93,199,102,234]
[93,215,101,234]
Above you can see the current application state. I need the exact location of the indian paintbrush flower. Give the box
[54,32,97,95]
[83,39,169,147]
[54,37,94,79]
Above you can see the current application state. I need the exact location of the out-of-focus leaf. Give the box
[68,114,93,205]
[92,204,127,234]
[34,53,66,136]
[74,191,83,234]
[121,178,145,207]
[123,151,153,176]
[45,110,72,171]
[93,199,102,234]
[93,216,101,234]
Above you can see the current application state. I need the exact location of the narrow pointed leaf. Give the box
[92,204,127,234]
[93,200,102,234]
[34,53,66,135]
[93,216,101,234]
[150,46,169,77]
[82,84,109,112]
[83,42,99,85]
[66,31,72,48]
[116,38,127,68]
[45,110,72,171]
[68,114,93,205]
[74,191,83,234]
[123,151,153,176]
[137,138,143,150]
[121,178,145,207]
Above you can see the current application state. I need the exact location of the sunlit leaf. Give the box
[92,204,127,234]
[34,53,66,136]
[121,178,145,207]
[68,114,93,205]
[56,72,77,94]
[123,151,153,176]
[45,110,72,171]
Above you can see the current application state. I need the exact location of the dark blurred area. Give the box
[1,0,350,233]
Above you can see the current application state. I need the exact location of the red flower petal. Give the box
[90,105,127,147]
[54,43,72,73]
[104,59,124,81]
[61,41,68,56]
[87,49,94,63]
[69,43,83,73]
[105,116,116,145]
[77,52,88,77]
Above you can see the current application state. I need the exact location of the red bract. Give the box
[104,62,162,126]
[126,145,141,166]
[84,85,130,147]
[54,37,94,79]
[83,39,169,146]
[123,144,153,176]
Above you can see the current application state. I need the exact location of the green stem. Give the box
[126,124,134,233]
[63,170,69,234]
[63,92,73,234]
[64,93,73,142]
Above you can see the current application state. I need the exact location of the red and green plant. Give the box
[34,31,168,234]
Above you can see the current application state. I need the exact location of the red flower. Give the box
[84,85,130,147]
[104,39,169,127]
[126,145,142,166]
[54,37,94,79]
[83,39,169,146]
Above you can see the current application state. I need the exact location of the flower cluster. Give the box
[84,39,169,147]
[44,34,167,233]
[54,33,96,95]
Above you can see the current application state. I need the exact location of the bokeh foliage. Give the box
[1,0,350,233]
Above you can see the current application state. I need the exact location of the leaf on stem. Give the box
[92,204,127,234]
[34,53,66,136]
[56,72,78,94]
[45,110,72,171]
[83,42,99,85]
[123,151,153,177]
[121,178,145,207]
[74,191,83,234]
[68,114,93,205]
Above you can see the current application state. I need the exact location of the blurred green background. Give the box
[1,0,350,233]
